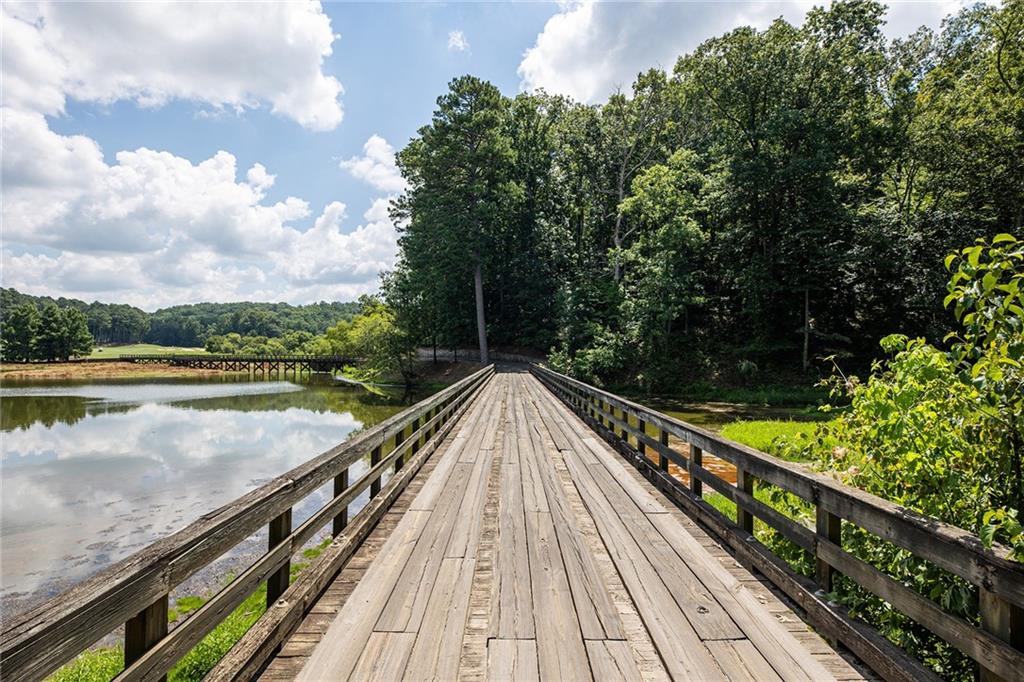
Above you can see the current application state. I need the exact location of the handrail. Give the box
[0,365,494,681]
[531,363,1024,682]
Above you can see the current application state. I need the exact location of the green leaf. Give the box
[992,233,1018,244]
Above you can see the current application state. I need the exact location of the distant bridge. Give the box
[120,353,356,374]
[3,365,1022,681]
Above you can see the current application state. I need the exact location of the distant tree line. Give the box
[386,0,1023,390]
[204,296,416,383]
[0,288,360,355]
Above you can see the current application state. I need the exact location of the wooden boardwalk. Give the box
[265,371,868,681]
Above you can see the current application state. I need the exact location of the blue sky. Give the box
[1,1,968,310]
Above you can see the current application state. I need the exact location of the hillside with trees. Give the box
[386,0,1023,391]
[0,288,359,357]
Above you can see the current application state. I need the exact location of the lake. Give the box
[0,375,429,619]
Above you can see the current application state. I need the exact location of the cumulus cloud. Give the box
[448,30,470,52]
[1,110,309,256]
[1,1,344,129]
[276,199,399,288]
[340,135,408,193]
[1,194,399,308]
[0,2,404,307]
[518,0,975,103]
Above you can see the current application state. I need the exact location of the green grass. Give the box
[89,344,207,359]
[47,537,335,682]
[719,419,826,458]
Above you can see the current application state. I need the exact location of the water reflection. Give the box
[0,377,423,616]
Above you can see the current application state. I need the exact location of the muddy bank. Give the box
[0,361,229,381]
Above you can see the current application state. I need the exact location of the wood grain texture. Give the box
[269,371,876,682]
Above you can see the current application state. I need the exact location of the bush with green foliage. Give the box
[758,234,1023,679]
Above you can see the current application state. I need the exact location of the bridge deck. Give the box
[263,371,871,681]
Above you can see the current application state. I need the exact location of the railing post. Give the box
[394,428,406,471]
[332,468,349,536]
[267,508,292,607]
[980,587,1023,682]
[659,428,669,472]
[690,445,703,496]
[370,444,382,498]
[125,594,168,680]
[815,506,841,593]
[736,468,754,533]
[409,418,421,462]
[637,417,646,457]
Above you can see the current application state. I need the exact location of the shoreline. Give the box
[0,361,230,381]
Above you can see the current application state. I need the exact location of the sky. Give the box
[1,0,972,311]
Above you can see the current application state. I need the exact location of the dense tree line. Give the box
[148,301,360,346]
[0,288,359,350]
[1,302,93,361]
[387,0,1023,390]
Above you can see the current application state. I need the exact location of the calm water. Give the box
[0,376,426,617]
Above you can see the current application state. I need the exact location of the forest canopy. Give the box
[386,0,1024,391]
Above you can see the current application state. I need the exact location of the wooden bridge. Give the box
[120,354,355,375]
[2,366,1022,681]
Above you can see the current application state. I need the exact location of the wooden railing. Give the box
[0,365,494,681]
[531,364,1024,682]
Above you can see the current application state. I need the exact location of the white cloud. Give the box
[276,198,399,289]
[1,1,343,129]
[448,30,470,52]
[340,135,408,193]
[1,110,308,256]
[0,114,399,307]
[518,0,975,104]
[1,180,399,308]
[0,2,400,308]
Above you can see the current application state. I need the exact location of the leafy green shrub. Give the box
[756,234,1023,679]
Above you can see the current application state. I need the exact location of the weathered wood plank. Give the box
[519,379,625,641]
[584,640,642,682]
[294,511,431,681]
[487,639,539,682]
[375,465,470,632]
[559,448,721,680]
[490,430,534,639]
[348,631,416,681]
[647,512,832,681]
[704,640,784,682]
[402,557,476,682]
[525,510,591,682]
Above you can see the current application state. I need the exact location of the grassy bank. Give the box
[718,419,825,457]
[89,344,207,359]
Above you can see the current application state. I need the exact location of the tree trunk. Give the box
[473,260,489,365]
[613,173,626,282]
[802,288,810,372]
